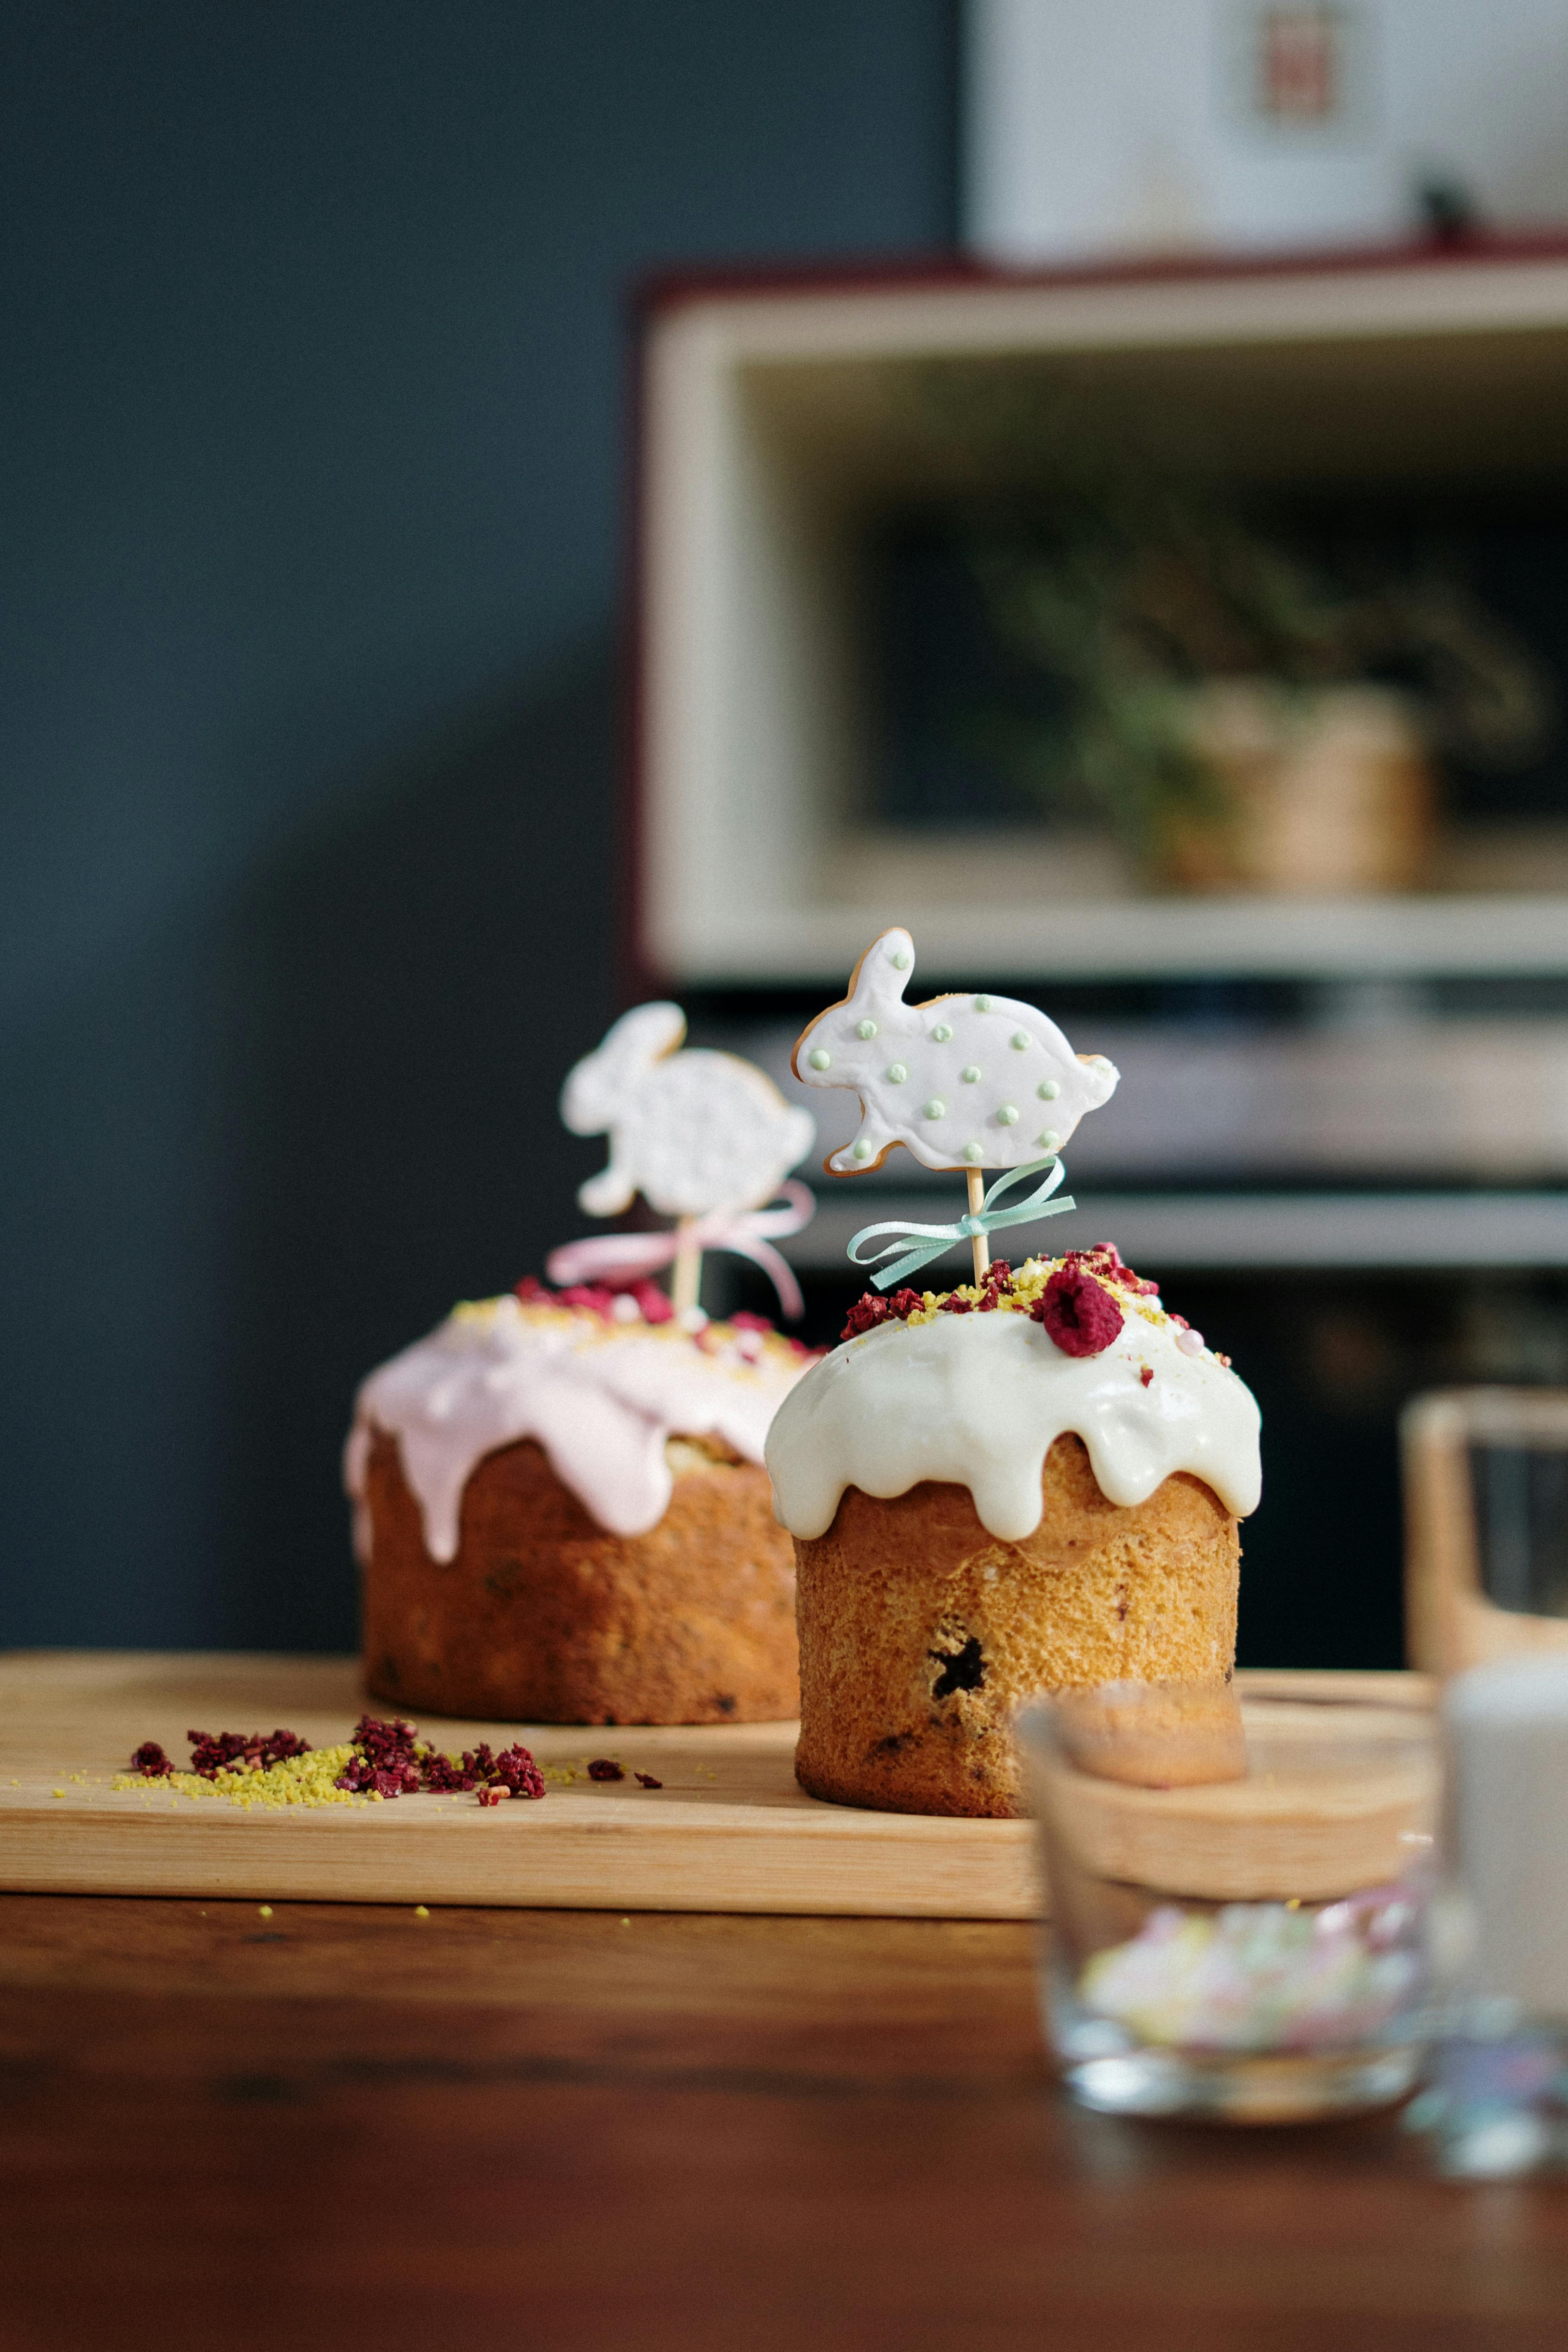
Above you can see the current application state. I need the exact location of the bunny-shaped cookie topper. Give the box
[554,1003,816,1317]
[792,928,1118,1178]
[562,1002,815,1219]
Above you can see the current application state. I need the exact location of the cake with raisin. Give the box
[347,1278,812,1725]
[764,1247,1261,1818]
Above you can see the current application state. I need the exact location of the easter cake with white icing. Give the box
[348,1278,813,1726]
[766,1248,1262,1818]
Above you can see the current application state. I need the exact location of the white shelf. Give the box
[782,1190,1568,1275]
[679,895,1568,985]
[635,250,1568,989]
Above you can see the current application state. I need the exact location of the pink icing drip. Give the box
[344,1297,809,1557]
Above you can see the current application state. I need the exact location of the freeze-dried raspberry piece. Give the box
[1033,1267,1125,1357]
[186,1727,312,1778]
[587,1758,624,1782]
[131,1741,173,1778]
[493,1744,545,1800]
[556,1284,618,1319]
[842,1293,891,1340]
[335,1713,421,1797]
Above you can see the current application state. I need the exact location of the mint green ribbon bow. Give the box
[847,1155,1076,1292]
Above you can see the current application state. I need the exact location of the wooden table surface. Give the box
[3,1894,1567,2350]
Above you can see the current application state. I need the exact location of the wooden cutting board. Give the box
[0,1652,1434,1919]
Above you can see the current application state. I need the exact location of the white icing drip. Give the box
[765,1306,1261,1543]
[345,1295,811,1557]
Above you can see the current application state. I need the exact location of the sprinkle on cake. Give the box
[839,1246,1232,1369]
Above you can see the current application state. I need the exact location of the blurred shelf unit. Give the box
[631,241,1568,988]
[740,1014,1568,1185]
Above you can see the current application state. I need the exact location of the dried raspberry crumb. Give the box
[634,1772,662,1789]
[187,1727,313,1779]
[514,1275,552,1305]
[1064,1244,1159,1297]
[729,1311,773,1334]
[556,1283,618,1319]
[335,1714,422,1796]
[887,1287,925,1319]
[492,1744,546,1800]
[587,1758,624,1782]
[1140,1366,1154,1388]
[1168,1312,1191,1331]
[1033,1267,1125,1357]
[130,1712,547,1807]
[631,1279,675,1324]
[939,1293,974,1315]
[841,1292,891,1340]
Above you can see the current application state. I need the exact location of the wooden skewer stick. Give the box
[966,1167,989,1286]
[670,1219,702,1318]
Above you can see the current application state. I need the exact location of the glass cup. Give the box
[1018,1679,1440,2123]
[1403,1388,1568,1678]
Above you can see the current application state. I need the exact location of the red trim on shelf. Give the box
[631,229,1568,324]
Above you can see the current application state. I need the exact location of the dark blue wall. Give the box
[1,1,957,1649]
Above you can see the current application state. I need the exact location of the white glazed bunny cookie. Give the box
[562,1002,816,1218]
[791,928,1118,1176]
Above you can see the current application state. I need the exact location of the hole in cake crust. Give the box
[714,1693,738,1715]
[873,1733,910,1756]
[929,1636,986,1700]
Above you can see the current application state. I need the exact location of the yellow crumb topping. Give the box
[454,1291,806,1370]
[892,1250,1171,1331]
[112,1743,372,1810]
[110,1744,614,1810]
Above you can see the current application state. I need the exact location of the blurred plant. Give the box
[916,371,1553,871]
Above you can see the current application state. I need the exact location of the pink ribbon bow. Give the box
[544,1180,816,1321]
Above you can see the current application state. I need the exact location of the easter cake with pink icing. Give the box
[348,1278,812,1725]
[345,995,823,1727]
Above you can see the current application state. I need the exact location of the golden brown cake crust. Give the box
[792,1432,1240,1818]
[360,1430,799,1725]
